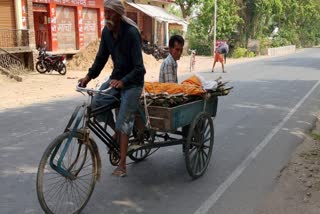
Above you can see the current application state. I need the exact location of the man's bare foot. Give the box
[112,166,126,177]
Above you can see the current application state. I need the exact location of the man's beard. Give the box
[105,19,114,30]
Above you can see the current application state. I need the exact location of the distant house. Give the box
[0,0,35,69]
[30,0,187,52]
[125,0,187,47]
[0,0,105,70]
[0,0,187,70]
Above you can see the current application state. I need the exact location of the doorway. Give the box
[33,12,49,49]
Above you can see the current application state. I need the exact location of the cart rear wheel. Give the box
[185,112,214,179]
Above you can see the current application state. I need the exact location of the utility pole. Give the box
[213,0,217,55]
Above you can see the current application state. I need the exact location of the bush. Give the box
[259,37,271,55]
[271,36,290,48]
[232,47,247,58]
[316,36,320,46]
[247,51,255,57]
[189,41,212,56]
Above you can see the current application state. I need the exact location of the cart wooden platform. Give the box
[127,94,218,179]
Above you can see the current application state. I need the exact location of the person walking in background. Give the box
[78,0,145,177]
[159,35,184,83]
[212,42,229,73]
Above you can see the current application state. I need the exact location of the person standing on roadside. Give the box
[159,35,185,83]
[78,0,145,177]
[212,42,229,73]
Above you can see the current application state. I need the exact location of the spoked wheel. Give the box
[37,131,97,214]
[185,112,214,179]
[128,128,154,162]
[36,61,47,73]
[59,64,67,75]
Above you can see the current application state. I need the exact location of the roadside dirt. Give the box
[255,116,320,214]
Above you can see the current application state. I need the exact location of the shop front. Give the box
[32,0,104,52]
[0,0,17,47]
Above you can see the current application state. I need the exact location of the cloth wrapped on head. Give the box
[104,0,125,15]
[104,0,139,31]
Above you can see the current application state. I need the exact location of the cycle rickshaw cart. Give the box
[36,84,220,214]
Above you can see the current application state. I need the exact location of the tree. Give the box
[168,4,183,18]
[187,0,320,55]
[236,0,320,47]
[174,0,202,19]
[188,0,242,54]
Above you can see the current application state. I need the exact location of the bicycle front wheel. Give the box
[36,131,96,214]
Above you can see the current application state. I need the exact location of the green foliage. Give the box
[215,0,243,40]
[189,40,212,56]
[278,28,301,48]
[185,0,320,56]
[174,0,202,19]
[259,37,271,55]
[231,47,255,58]
[232,47,247,58]
[311,132,320,141]
[168,5,183,18]
[270,36,290,47]
[169,29,183,38]
[247,51,256,58]
[187,0,242,55]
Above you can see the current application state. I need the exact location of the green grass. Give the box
[311,132,320,141]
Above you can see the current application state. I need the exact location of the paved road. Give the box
[1,48,320,214]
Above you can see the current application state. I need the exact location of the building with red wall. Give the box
[32,0,104,52]
[0,0,187,71]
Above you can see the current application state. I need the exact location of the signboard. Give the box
[33,3,48,12]
[56,6,76,49]
[49,4,58,50]
[83,8,98,47]
[77,6,84,48]
[21,0,27,29]
[32,0,101,7]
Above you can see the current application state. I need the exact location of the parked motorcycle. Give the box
[142,42,169,60]
[36,43,67,75]
[142,42,154,55]
[152,45,169,61]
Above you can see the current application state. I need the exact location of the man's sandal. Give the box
[112,167,127,177]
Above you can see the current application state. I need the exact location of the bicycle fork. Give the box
[49,104,90,180]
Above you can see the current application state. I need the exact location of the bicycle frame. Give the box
[87,102,121,153]
[50,88,150,178]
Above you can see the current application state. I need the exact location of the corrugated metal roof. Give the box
[126,2,188,31]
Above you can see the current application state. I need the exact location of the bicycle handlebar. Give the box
[76,83,113,95]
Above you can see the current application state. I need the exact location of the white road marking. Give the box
[194,80,320,214]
